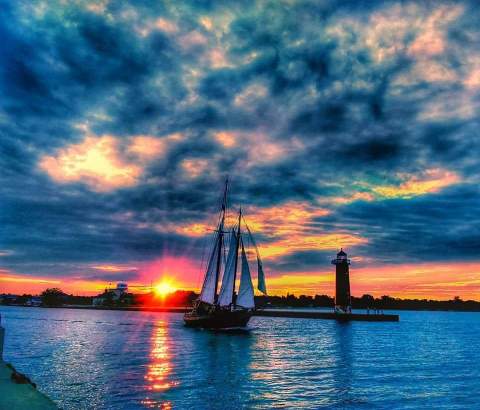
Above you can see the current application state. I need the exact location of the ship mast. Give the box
[214,179,228,302]
[231,208,242,306]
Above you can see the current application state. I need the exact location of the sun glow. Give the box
[154,281,176,297]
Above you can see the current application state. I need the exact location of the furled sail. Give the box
[217,229,238,306]
[246,224,267,295]
[199,233,221,304]
[236,241,255,309]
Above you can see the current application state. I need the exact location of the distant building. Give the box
[331,249,352,314]
[0,294,20,305]
[93,282,130,306]
[92,296,104,306]
[113,282,128,298]
[25,297,42,307]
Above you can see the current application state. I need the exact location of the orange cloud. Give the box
[128,133,182,160]
[40,133,183,192]
[331,168,460,204]
[199,16,213,31]
[174,223,211,237]
[265,271,333,295]
[329,4,462,68]
[212,130,303,165]
[213,131,236,148]
[128,136,165,160]
[407,5,463,57]
[155,18,178,33]
[91,264,138,272]
[179,31,208,49]
[465,69,480,89]
[0,271,62,295]
[408,30,444,57]
[208,48,231,68]
[259,233,367,259]
[169,201,364,260]
[243,202,330,234]
[85,1,108,14]
[181,158,210,178]
[372,168,460,199]
[331,191,376,205]
[170,202,331,238]
[39,135,141,192]
[0,274,60,285]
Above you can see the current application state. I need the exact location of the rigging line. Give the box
[212,177,227,230]
[242,218,257,283]
[195,231,209,291]
[197,222,220,292]
[231,209,242,304]
[243,218,259,255]
[222,229,228,265]
[243,218,265,273]
[224,175,229,229]
[198,177,228,292]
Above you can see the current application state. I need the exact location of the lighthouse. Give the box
[331,249,352,314]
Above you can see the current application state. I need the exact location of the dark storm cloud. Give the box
[272,250,333,272]
[326,184,480,264]
[1,0,480,284]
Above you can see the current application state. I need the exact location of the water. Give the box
[1,307,479,409]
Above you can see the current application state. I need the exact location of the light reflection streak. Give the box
[141,321,178,409]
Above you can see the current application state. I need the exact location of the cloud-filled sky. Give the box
[1,0,480,299]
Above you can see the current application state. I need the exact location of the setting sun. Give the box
[154,281,176,297]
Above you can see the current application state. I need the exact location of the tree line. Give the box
[2,288,480,312]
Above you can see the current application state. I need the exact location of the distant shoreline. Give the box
[2,304,480,313]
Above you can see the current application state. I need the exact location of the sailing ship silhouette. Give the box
[184,179,267,328]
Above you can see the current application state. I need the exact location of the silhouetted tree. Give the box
[103,291,114,306]
[40,288,65,307]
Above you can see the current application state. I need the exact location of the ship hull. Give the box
[184,309,252,329]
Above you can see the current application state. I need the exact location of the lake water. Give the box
[1,306,479,409]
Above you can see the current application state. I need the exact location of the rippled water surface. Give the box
[1,306,480,409]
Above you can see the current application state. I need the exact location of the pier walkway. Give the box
[62,305,399,321]
[254,310,399,322]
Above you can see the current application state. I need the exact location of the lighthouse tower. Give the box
[331,249,351,313]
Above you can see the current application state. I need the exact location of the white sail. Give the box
[237,243,255,309]
[199,234,220,304]
[217,230,238,306]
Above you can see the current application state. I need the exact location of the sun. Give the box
[154,281,176,297]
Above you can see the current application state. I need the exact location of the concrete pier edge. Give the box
[0,315,58,409]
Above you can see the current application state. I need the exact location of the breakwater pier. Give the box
[254,310,399,322]
[62,305,399,321]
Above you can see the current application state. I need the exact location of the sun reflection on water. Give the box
[141,321,178,409]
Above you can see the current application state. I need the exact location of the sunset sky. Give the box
[1,1,480,300]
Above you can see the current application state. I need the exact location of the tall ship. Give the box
[184,180,267,329]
